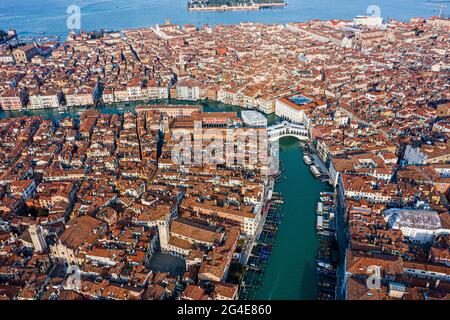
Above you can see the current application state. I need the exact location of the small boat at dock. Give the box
[310,165,321,178]
[317,261,335,271]
[303,155,313,165]
[299,141,308,150]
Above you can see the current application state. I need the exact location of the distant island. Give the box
[187,0,287,11]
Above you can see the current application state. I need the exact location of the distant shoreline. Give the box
[188,2,287,12]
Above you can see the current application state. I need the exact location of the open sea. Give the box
[0,0,442,38]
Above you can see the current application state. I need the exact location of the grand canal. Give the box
[0,101,331,299]
[253,137,332,299]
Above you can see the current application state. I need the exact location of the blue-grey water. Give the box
[0,0,442,38]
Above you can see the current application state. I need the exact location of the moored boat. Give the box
[303,154,313,165]
[310,165,321,178]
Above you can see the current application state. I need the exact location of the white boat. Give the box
[317,262,334,270]
[310,165,321,178]
[303,155,313,165]
[316,202,323,215]
[316,215,323,230]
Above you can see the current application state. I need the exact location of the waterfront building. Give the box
[144,81,170,100]
[127,79,145,101]
[28,90,63,109]
[243,88,260,109]
[198,227,239,282]
[136,104,201,118]
[218,88,243,107]
[343,250,404,300]
[0,89,28,110]
[176,79,201,101]
[275,94,323,126]
[65,84,101,107]
[102,87,115,104]
[257,96,276,114]
[241,110,268,128]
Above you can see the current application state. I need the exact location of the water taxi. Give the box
[317,261,335,271]
[310,165,321,178]
[316,202,323,215]
[316,215,323,231]
[303,154,313,165]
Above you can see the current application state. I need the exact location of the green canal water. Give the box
[253,137,332,300]
[0,101,331,300]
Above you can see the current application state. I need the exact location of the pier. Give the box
[239,192,284,299]
[315,191,339,300]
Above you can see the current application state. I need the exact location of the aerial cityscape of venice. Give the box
[0,0,449,304]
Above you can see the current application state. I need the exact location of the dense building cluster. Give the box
[0,108,269,300]
[0,15,449,300]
